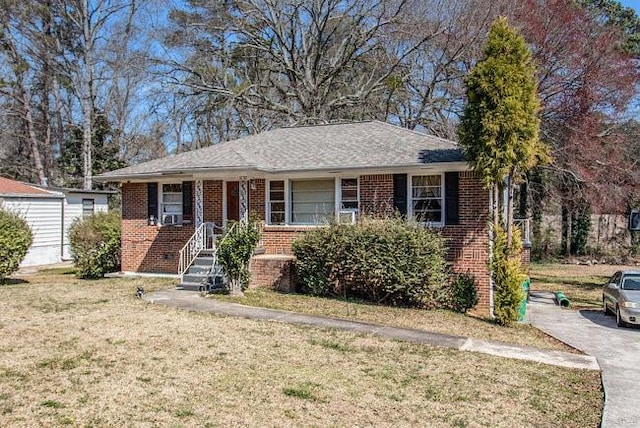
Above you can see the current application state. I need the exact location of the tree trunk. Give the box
[81,0,94,190]
[20,87,47,186]
[506,172,515,249]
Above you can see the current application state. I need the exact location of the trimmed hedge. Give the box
[0,208,33,282]
[69,211,121,278]
[292,218,448,308]
[446,273,479,314]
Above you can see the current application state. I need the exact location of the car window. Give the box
[611,273,621,286]
[622,275,640,291]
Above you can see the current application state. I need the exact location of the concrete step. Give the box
[192,256,215,267]
[177,282,206,292]
[187,265,212,275]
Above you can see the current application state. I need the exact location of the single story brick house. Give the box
[98,121,523,314]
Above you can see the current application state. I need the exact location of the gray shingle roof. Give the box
[98,121,465,180]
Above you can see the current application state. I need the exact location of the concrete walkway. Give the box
[529,296,640,428]
[144,288,598,371]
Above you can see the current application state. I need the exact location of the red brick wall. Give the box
[442,171,491,314]
[203,180,223,225]
[249,179,266,221]
[250,255,295,291]
[121,182,195,274]
[262,226,311,255]
[360,174,394,216]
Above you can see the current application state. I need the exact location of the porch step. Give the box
[192,256,215,267]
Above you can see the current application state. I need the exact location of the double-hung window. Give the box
[410,174,443,224]
[269,181,286,225]
[160,183,183,225]
[339,178,358,223]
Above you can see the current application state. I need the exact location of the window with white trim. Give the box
[269,180,286,225]
[160,183,182,225]
[410,174,443,224]
[291,179,335,224]
[339,178,358,223]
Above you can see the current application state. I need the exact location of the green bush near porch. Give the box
[292,218,448,308]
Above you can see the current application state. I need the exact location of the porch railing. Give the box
[514,218,531,245]
[178,222,222,279]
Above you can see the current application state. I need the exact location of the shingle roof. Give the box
[98,121,465,180]
[0,177,57,197]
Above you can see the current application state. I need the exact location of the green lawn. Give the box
[529,263,638,309]
[0,270,602,427]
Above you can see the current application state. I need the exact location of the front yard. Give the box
[530,263,639,309]
[0,270,602,426]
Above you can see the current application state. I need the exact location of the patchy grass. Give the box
[0,270,602,426]
[213,287,570,351]
[530,263,638,309]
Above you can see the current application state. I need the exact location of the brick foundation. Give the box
[250,254,296,292]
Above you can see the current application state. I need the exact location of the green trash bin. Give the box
[518,277,531,322]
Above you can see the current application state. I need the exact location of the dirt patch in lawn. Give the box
[530,263,638,310]
[0,272,602,427]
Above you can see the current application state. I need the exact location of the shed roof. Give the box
[97,121,466,180]
[0,177,62,198]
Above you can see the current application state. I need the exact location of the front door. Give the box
[226,181,240,223]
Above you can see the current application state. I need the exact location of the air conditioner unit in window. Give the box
[339,209,358,224]
[162,214,180,225]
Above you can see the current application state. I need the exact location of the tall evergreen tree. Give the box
[458,16,548,247]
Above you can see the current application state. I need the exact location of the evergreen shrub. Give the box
[0,208,33,282]
[492,223,527,325]
[292,217,448,307]
[69,211,121,278]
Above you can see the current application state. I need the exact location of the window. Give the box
[161,183,182,225]
[411,174,443,224]
[269,180,286,225]
[82,199,94,218]
[339,178,358,223]
[291,179,335,224]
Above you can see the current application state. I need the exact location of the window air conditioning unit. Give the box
[162,214,180,225]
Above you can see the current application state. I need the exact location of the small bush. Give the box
[292,217,448,308]
[69,211,121,278]
[492,223,527,326]
[0,208,33,281]
[217,219,261,294]
[447,273,479,313]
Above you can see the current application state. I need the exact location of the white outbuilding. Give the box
[0,177,112,267]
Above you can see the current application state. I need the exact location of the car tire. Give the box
[616,306,626,328]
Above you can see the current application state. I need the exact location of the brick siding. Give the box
[249,179,266,221]
[250,255,296,292]
[121,182,195,273]
[203,180,223,224]
[360,174,394,216]
[441,171,491,314]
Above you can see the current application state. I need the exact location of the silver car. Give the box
[603,270,640,327]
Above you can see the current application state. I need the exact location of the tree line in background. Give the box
[0,0,638,256]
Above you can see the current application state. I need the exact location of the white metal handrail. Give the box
[178,222,222,279]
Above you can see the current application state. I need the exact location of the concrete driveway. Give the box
[529,296,640,428]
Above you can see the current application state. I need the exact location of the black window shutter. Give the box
[182,181,193,223]
[147,182,158,225]
[393,174,407,217]
[445,172,460,225]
